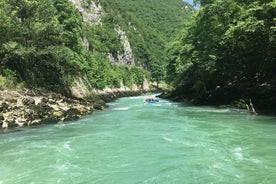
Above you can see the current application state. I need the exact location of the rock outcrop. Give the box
[70,0,135,66]
[69,0,103,24]
[69,75,151,100]
[108,27,135,65]
[0,89,94,129]
[0,87,151,129]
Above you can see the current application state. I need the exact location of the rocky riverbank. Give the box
[0,88,145,129]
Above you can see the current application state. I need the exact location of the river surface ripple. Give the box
[1,95,276,184]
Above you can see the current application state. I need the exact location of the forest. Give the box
[0,0,275,109]
[166,0,276,109]
[0,0,193,95]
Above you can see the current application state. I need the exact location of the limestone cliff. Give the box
[108,27,135,66]
[69,0,134,66]
[69,0,103,24]
[68,0,140,99]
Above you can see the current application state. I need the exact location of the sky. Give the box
[184,0,200,8]
[184,0,194,5]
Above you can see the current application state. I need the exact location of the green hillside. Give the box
[0,0,194,95]
[100,0,194,81]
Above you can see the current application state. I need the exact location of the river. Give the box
[1,94,276,184]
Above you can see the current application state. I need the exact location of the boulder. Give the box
[40,115,59,124]
[0,102,10,113]
[15,118,28,127]
[64,108,81,117]
[30,119,42,125]
[0,113,4,121]
[22,98,35,105]
[93,99,106,110]
[53,111,63,118]
[2,120,8,128]
[41,97,49,103]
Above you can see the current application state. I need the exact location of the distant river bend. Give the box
[1,94,276,183]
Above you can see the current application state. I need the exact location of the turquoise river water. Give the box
[1,94,276,184]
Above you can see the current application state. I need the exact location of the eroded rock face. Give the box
[69,0,103,51]
[69,0,135,66]
[70,76,91,99]
[69,0,103,24]
[108,27,135,66]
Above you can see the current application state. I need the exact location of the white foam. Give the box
[129,96,144,99]
[153,104,162,107]
[112,107,129,111]
[57,164,69,172]
[234,147,242,152]
[163,137,173,142]
[192,108,232,113]
[108,102,118,106]
[233,147,243,160]
[63,142,71,150]
[212,162,223,169]
[235,152,243,160]
[250,158,262,164]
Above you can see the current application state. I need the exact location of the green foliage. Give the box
[166,0,276,107]
[0,69,16,89]
[100,0,195,82]
[0,0,88,93]
[84,52,111,89]
[0,0,189,94]
[83,22,123,55]
[82,52,150,89]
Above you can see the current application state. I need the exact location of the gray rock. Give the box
[22,98,35,105]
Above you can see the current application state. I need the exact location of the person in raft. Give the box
[144,97,159,103]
